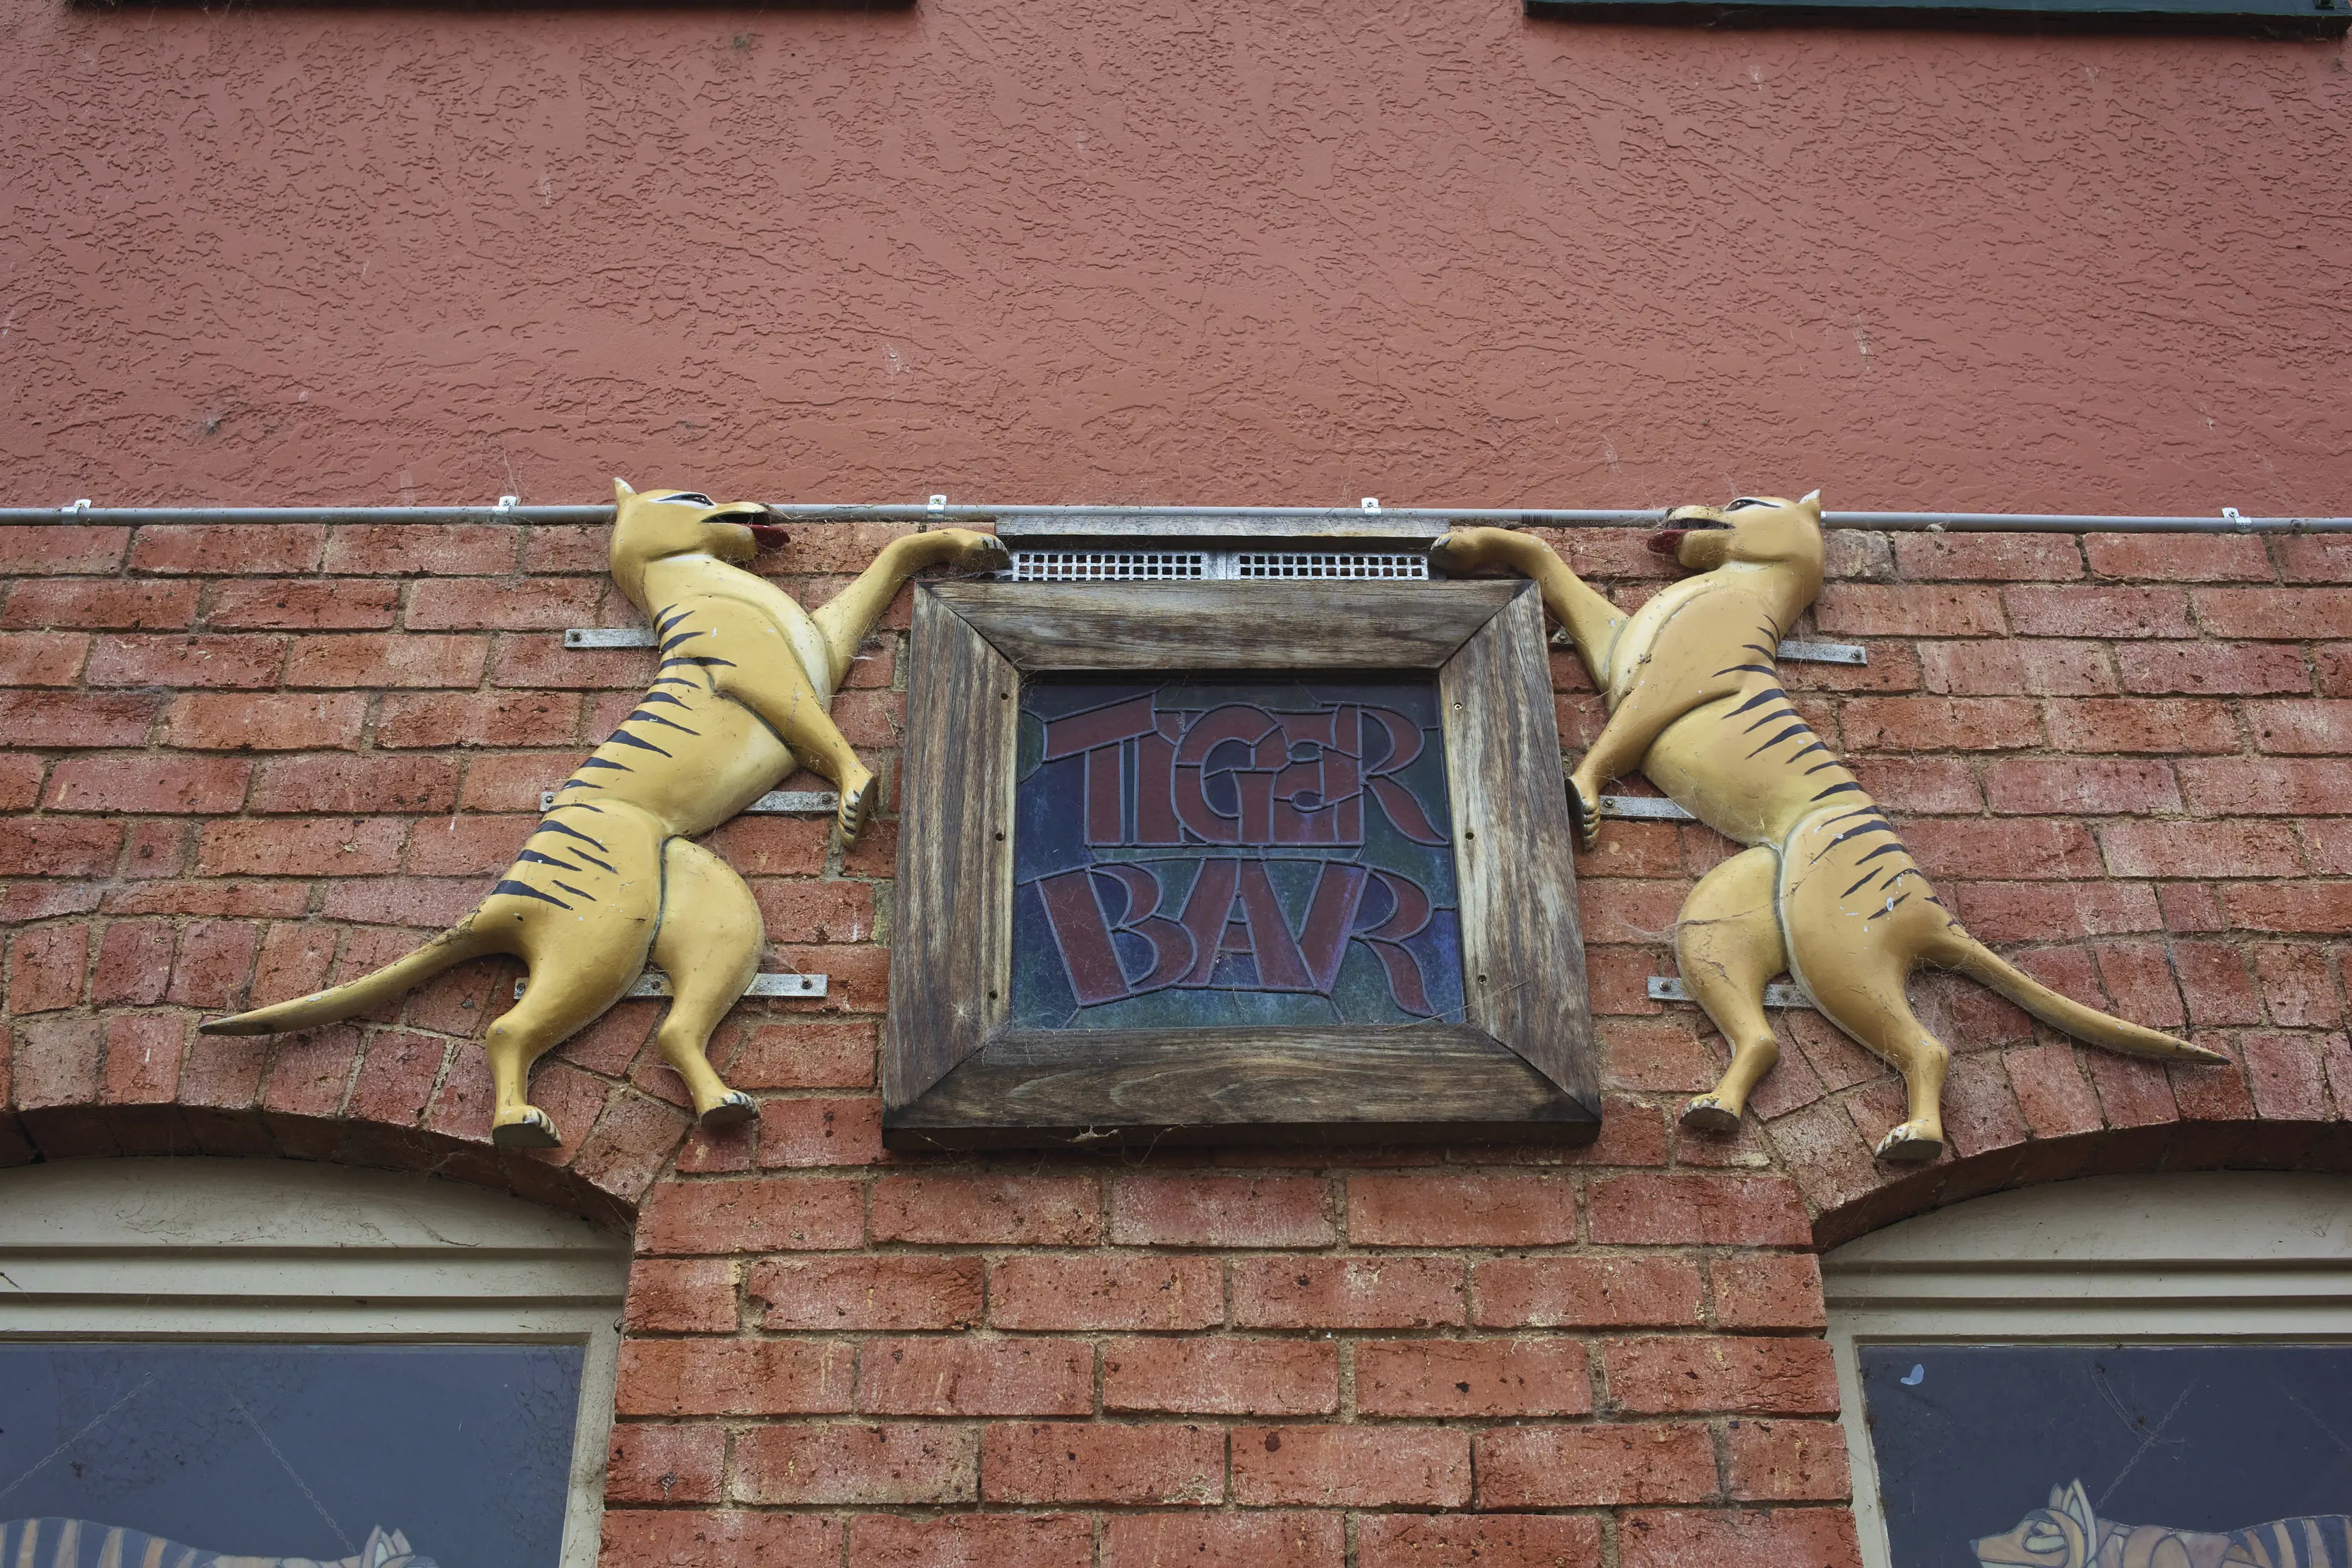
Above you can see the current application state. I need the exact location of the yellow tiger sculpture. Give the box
[1433,495,2223,1161]
[203,482,1007,1148]
[1976,1479,2352,1568]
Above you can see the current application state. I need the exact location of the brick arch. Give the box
[1779,998,2352,1249]
[1,975,710,1231]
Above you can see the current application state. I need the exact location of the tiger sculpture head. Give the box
[606,477,785,611]
[1645,491,1827,582]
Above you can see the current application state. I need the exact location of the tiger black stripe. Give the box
[535,818,608,852]
[494,878,571,909]
[1742,706,1800,732]
[1812,781,1862,799]
[578,757,631,772]
[516,849,580,871]
[659,629,705,652]
[626,708,700,734]
[1747,724,1811,758]
[553,880,596,901]
[1715,662,1779,677]
[1728,689,1786,717]
[604,729,672,757]
[638,690,694,709]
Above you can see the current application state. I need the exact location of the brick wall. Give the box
[2,519,2348,1568]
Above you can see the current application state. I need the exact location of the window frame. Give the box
[0,1159,628,1568]
[883,577,1601,1151]
[1824,1171,2352,1568]
[1522,0,2344,32]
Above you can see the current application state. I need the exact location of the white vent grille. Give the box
[1006,549,1428,582]
[1011,551,1207,581]
[1236,551,1426,580]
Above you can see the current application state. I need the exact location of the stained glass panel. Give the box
[1011,676,1466,1030]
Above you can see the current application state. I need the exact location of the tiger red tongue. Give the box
[1647,529,1689,556]
[748,523,791,549]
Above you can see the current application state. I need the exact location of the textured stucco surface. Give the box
[0,0,2345,510]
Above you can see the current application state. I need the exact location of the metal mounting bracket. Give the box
[1649,976,1810,1009]
[543,788,836,815]
[518,969,828,1000]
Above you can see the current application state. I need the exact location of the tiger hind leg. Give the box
[650,836,763,1124]
[1675,844,1789,1134]
[486,938,647,1147]
[1786,926,1952,1161]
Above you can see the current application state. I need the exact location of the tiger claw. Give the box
[1565,777,1601,851]
[1680,1095,1742,1135]
[491,1106,562,1149]
[1874,1121,1944,1163]
[698,1089,756,1127]
[837,768,878,842]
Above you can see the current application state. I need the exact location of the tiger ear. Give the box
[1799,489,1823,519]
[2061,1480,2097,1538]
[2048,1484,2066,1507]
[614,477,635,501]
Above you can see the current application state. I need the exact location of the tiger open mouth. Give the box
[1647,515,1729,556]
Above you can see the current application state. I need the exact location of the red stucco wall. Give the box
[1,0,2346,512]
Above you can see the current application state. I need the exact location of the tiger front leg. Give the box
[1568,646,1746,850]
[810,528,1010,688]
[1565,697,1677,851]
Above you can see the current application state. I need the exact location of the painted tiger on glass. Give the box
[0,1519,434,1568]
[1976,1480,2352,1568]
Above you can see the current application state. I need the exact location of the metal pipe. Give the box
[2,502,2346,533]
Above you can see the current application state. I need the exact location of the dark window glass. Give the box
[0,1342,584,1567]
[1859,1343,2352,1567]
[1011,676,1464,1030]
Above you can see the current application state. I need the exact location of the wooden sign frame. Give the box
[882,579,1599,1150]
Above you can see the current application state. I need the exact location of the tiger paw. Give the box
[1874,1120,1945,1163]
[698,1090,757,1127]
[837,767,878,842]
[1565,775,1601,851]
[1679,1095,1743,1135]
[952,530,1010,573]
[491,1106,562,1149]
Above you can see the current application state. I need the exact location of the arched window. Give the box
[0,1159,628,1568]
[1825,1173,2352,1568]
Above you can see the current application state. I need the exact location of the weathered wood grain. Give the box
[883,591,1018,1108]
[934,580,1512,671]
[1440,584,1599,1110]
[882,1025,1599,1149]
